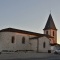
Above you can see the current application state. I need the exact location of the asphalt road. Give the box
[17,54,60,60]
[1,54,60,60]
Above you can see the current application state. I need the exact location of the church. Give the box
[0,14,57,53]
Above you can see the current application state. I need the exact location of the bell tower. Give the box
[43,14,57,44]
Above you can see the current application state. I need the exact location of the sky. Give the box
[0,0,60,44]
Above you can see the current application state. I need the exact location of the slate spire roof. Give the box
[43,14,57,30]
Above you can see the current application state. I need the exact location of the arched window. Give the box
[11,36,15,43]
[22,37,25,44]
[53,31,54,36]
[43,42,46,48]
[46,31,48,35]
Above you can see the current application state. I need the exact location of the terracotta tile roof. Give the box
[0,28,53,38]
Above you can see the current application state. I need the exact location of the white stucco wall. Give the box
[0,32,51,53]
[38,37,51,52]
[30,36,51,52]
[0,32,32,52]
[30,39,37,52]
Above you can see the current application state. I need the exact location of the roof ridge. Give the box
[0,27,52,38]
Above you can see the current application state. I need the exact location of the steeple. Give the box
[43,14,57,30]
[43,14,57,44]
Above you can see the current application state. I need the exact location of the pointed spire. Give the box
[43,14,57,30]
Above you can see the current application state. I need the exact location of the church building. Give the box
[0,14,57,53]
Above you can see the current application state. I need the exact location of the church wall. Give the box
[0,31,51,53]
[38,37,51,52]
[30,37,51,52]
[0,32,32,52]
[30,39,37,52]
[50,29,57,43]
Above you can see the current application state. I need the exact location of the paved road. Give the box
[17,54,60,60]
[2,54,60,60]
[0,54,60,60]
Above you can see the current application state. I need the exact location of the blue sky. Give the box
[0,0,60,43]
